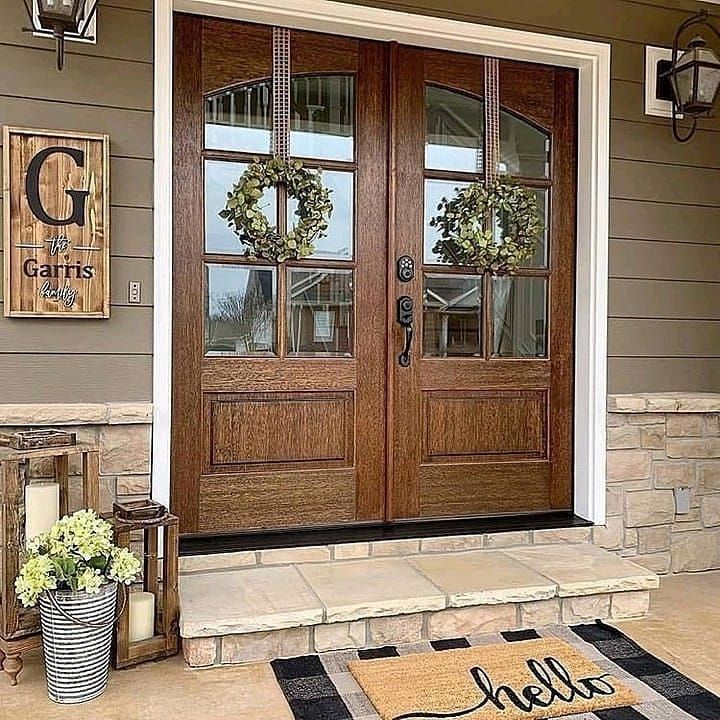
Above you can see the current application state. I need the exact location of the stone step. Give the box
[179,543,659,667]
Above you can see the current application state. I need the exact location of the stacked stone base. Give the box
[182,589,651,667]
[603,393,720,574]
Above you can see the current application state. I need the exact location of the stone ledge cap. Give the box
[0,402,153,426]
[608,393,720,414]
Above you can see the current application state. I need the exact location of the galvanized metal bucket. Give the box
[38,582,119,704]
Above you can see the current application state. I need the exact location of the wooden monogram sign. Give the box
[3,127,110,318]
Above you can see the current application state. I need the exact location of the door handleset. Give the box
[397,295,414,367]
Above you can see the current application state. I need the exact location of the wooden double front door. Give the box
[172,15,577,536]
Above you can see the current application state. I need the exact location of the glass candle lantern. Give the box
[112,500,179,669]
[1,442,100,685]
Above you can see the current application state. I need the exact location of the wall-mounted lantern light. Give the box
[23,0,99,71]
[662,10,720,142]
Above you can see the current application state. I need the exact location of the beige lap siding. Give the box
[0,0,153,402]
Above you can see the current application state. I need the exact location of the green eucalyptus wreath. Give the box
[220,156,333,263]
[430,179,543,274]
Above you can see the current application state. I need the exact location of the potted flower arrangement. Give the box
[15,509,141,704]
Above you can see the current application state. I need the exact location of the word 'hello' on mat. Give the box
[348,637,638,720]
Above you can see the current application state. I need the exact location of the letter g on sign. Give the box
[25,146,90,227]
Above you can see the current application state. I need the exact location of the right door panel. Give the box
[390,46,577,520]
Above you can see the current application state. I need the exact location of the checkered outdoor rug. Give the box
[271,622,720,720]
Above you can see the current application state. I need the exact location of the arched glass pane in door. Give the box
[204,76,354,160]
[426,85,484,173]
[290,75,355,162]
[500,110,550,179]
[205,81,273,154]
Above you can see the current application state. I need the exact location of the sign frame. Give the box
[3,126,110,319]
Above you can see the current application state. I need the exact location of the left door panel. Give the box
[171,15,388,535]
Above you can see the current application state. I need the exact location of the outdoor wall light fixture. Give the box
[662,9,720,142]
[22,0,99,71]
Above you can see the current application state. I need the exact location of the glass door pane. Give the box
[205,81,272,154]
[205,160,277,255]
[492,276,547,357]
[424,179,471,264]
[425,85,483,172]
[290,75,355,161]
[287,268,354,356]
[287,170,355,260]
[423,274,483,357]
[205,264,277,356]
[499,110,550,178]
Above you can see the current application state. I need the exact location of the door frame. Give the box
[152,0,611,526]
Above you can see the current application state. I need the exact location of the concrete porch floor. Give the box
[1,571,718,720]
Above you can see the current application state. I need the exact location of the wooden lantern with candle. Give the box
[112,499,179,669]
[0,442,100,685]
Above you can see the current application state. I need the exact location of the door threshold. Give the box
[179,511,591,556]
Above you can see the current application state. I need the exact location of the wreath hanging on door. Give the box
[220,156,333,263]
[429,179,543,274]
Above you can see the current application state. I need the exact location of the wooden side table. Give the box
[0,443,100,685]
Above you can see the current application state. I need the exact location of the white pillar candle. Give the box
[24,482,60,546]
[129,591,155,642]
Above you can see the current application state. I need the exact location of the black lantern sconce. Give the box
[23,0,99,71]
[662,10,720,142]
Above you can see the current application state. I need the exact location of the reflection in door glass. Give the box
[500,110,550,179]
[424,179,471,265]
[423,275,482,357]
[287,268,353,356]
[493,276,547,357]
[287,170,354,260]
[291,76,354,162]
[205,81,272,154]
[205,264,276,356]
[494,187,549,269]
[425,85,484,173]
[205,160,277,255]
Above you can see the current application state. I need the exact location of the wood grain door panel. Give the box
[419,462,551,518]
[198,469,356,532]
[423,390,547,462]
[205,391,354,472]
[172,16,387,534]
[390,45,576,521]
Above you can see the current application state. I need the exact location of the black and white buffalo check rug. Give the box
[271,622,720,720]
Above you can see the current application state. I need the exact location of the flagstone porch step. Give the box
[178,543,659,667]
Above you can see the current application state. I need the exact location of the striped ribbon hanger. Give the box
[482,56,501,183]
[272,27,291,159]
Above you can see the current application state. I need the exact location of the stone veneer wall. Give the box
[0,404,153,514]
[599,393,720,575]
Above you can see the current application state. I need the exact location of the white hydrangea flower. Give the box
[108,547,142,585]
[77,567,105,595]
[15,509,141,607]
[15,555,57,608]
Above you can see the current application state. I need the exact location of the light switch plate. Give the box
[128,281,142,304]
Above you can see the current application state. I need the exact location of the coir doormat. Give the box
[271,623,720,720]
[347,636,636,719]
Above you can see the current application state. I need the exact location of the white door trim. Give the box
[152,0,610,525]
